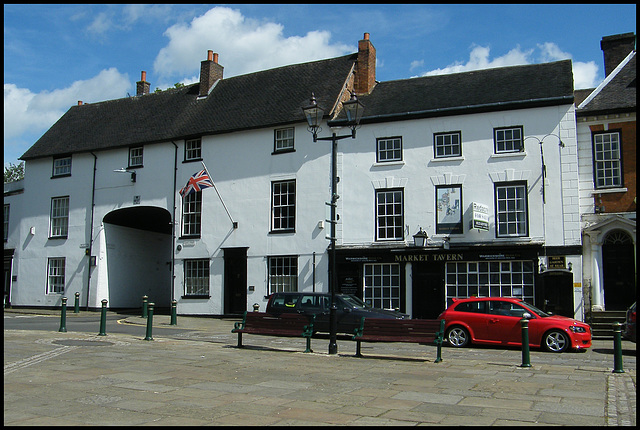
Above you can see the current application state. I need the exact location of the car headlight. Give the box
[569,326,586,333]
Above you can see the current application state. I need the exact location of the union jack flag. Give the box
[179,169,213,197]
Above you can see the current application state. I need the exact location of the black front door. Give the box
[539,271,574,317]
[412,262,445,319]
[224,248,247,315]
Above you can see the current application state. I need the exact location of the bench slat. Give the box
[232,312,315,352]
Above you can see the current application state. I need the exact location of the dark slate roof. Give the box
[332,60,574,125]
[21,54,357,160]
[576,53,636,116]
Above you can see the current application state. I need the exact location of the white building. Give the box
[4,33,585,319]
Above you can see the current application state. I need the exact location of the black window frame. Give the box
[376,136,403,163]
[592,129,623,189]
[375,188,404,241]
[494,126,524,153]
[434,131,462,158]
[494,181,529,238]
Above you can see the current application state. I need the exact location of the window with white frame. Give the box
[182,191,202,237]
[376,137,402,162]
[52,156,71,177]
[494,126,523,153]
[271,180,295,232]
[593,131,622,188]
[376,189,404,241]
[274,127,295,153]
[47,257,65,294]
[364,263,401,310]
[495,182,528,237]
[50,196,69,238]
[129,146,143,167]
[445,260,534,307]
[268,256,298,294]
[184,259,210,296]
[185,138,202,161]
[434,131,462,158]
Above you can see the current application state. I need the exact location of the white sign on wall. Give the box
[471,202,489,231]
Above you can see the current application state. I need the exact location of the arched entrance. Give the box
[102,206,172,309]
[602,229,635,310]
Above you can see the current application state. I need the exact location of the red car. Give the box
[437,297,591,353]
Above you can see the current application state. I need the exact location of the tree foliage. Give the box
[4,162,24,183]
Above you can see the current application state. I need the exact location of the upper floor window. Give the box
[593,131,622,188]
[271,180,296,232]
[495,182,528,237]
[376,189,404,241]
[129,146,143,167]
[3,204,9,242]
[52,156,71,177]
[50,196,69,238]
[182,191,202,237]
[185,138,202,162]
[494,126,523,153]
[434,131,462,158]
[268,256,298,294]
[376,137,402,162]
[274,127,295,153]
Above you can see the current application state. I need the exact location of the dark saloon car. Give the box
[438,297,591,353]
[266,292,409,334]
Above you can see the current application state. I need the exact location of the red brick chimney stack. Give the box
[136,70,150,96]
[355,32,376,95]
[600,33,636,77]
[199,50,224,97]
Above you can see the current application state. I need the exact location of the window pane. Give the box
[376,190,403,240]
[495,184,527,237]
[268,256,298,294]
[272,180,295,231]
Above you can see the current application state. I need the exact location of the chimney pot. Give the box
[213,53,219,64]
[141,71,146,82]
[78,101,83,106]
[208,50,213,61]
[136,71,150,96]
[363,32,369,40]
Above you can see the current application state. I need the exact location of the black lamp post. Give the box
[302,92,364,355]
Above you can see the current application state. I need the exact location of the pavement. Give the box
[4,307,636,426]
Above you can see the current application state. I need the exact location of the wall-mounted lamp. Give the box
[413,228,428,247]
[114,168,136,182]
[443,236,450,250]
[568,262,573,271]
[539,263,546,273]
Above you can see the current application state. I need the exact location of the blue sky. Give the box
[3,4,636,167]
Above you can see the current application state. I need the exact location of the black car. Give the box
[265,292,409,334]
[623,302,636,343]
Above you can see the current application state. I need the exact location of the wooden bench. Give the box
[232,311,315,353]
[352,318,445,362]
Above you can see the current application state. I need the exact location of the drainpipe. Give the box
[171,142,178,303]
[87,152,97,310]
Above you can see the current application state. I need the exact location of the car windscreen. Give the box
[519,301,551,317]
[339,295,367,308]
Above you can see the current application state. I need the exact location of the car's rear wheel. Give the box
[542,330,569,353]
[446,326,470,347]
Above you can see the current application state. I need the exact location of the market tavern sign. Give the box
[395,253,464,262]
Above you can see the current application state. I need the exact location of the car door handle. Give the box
[489,318,500,323]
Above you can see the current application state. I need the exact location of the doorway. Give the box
[412,262,445,319]
[602,230,635,310]
[539,271,574,317]
[224,248,248,315]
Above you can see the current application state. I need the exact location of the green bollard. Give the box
[520,318,531,368]
[141,295,148,318]
[170,300,177,326]
[98,299,108,336]
[58,297,68,333]
[74,292,80,313]
[612,322,625,373]
[144,302,154,341]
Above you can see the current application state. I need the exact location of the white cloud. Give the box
[419,42,601,90]
[153,6,352,82]
[4,69,130,160]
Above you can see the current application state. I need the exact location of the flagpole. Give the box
[201,161,237,228]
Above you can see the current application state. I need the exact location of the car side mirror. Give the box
[522,312,532,319]
[343,307,351,313]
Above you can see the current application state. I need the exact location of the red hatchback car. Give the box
[438,297,592,353]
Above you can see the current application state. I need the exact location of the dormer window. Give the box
[52,156,71,177]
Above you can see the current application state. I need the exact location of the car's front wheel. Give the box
[542,330,569,353]
[446,326,470,347]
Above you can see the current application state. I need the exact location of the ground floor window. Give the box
[445,260,534,306]
[268,256,298,294]
[184,259,209,296]
[364,263,401,310]
[47,257,65,294]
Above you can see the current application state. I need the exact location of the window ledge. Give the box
[372,160,405,168]
[181,295,210,300]
[590,187,628,195]
[490,151,527,159]
[430,156,464,163]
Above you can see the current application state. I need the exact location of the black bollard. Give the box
[144,302,154,341]
[612,322,625,373]
[170,300,177,326]
[74,292,80,313]
[520,317,531,368]
[98,299,108,336]
[58,297,68,333]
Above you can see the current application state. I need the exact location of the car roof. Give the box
[452,297,524,303]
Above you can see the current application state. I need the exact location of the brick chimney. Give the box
[136,71,150,96]
[600,33,636,77]
[199,50,224,97]
[354,32,376,95]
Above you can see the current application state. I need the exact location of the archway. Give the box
[602,230,635,310]
[102,206,172,309]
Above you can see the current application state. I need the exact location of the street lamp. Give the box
[413,227,428,247]
[302,91,364,355]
